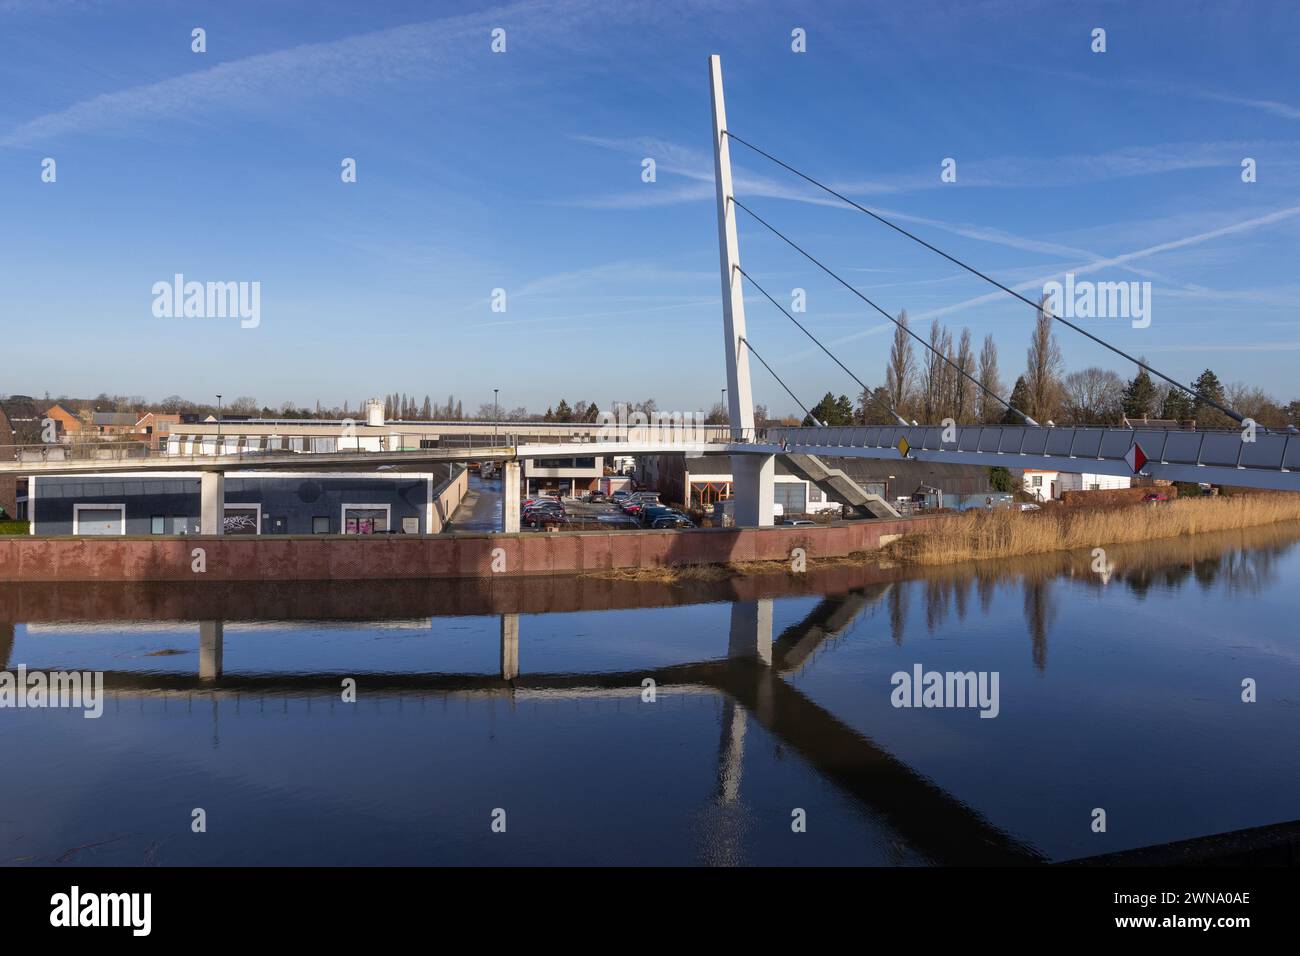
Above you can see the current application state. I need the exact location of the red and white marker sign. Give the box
[1124,442,1147,474]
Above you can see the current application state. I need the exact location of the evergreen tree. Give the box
[1191,369,1232,428]
[1161,387,1193,422]
[1002,376,1030,424]
[804,392,855,426]
[1121,367,1158,419]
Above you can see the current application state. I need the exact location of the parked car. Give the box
[781,518,815,526]
[651,515,695,529]
[581,491,607,503]
[611,490,630,503]
[523,508,566,527]
[1143,492,1169,502]
[1017,502,1042,512]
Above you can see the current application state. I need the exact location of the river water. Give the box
[2,523,1298,866]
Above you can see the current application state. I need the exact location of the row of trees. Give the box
[820,303,1300,429]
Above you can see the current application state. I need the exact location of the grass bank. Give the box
[883,494,1300,566]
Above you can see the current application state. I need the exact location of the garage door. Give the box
[75,506,124,535]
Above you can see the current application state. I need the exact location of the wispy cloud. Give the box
[905,203,1300,324]
[0,0,600,148]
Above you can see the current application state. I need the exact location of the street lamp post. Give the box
[493,388,499,446]
[216,394,222,453]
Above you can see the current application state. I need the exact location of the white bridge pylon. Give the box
[711,54,774,526]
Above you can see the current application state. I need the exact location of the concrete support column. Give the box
[503,461,521,533]
[200,471,225,535]
[728,598,773,665]
[199,620,224,681]
[730,454,774,527]
[500,613,520,681]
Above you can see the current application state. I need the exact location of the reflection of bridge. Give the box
[28,588,1041,865]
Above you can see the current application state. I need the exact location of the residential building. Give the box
[133,412,181,449]
[91,411,139,436]
[42,402,85,438]
[1020,468,1131,501]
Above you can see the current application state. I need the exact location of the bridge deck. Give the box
[1,425,1296,492]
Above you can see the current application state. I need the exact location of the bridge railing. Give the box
[0,439,521,468]
[3,441,156,463]
[757,424,1300,474]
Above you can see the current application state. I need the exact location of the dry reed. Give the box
[883,495,1300,565]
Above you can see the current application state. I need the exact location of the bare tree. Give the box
[922,318,946,423]
[953,328,975,422]
[1062,367,1124,424]
[884,310,915,418]
[937,324,955,418]
[1025,297,1063,422]
[977,334,1003,423]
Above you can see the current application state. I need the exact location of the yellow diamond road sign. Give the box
[897,436,911,458]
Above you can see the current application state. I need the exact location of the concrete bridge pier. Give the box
[199,472,225,535]
[503,461,521,533]
[199,620,224,681]
[728,598,773,664]
[500,613,519,680]
[730,454,774,527]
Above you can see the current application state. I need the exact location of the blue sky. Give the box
[2,0,1297,415]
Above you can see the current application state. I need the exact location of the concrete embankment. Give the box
[0,517,937,583]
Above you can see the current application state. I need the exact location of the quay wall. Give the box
[0,518,936,583]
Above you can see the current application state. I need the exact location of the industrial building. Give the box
[636,454,995,515]
[29,468,462,536]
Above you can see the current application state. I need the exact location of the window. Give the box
[342,505,389,534]
[808,485,823,503]
[312,516,331,534]
[172,515,188,535]
[773,483,807,514]
[151,515,166,534]
[223,505,261,535]
[531,457,596,469]
[1031,475,1043,487]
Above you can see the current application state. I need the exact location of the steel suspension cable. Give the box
[731,195,1037,426]
[723,129,1247,427]
[737,335,822,426]
[736,264,909,426]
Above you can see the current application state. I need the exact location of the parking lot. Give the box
[520,490,696,532]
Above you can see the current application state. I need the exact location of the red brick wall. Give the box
[0,518,937,583]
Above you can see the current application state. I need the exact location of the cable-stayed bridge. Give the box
[3,55,1296,526]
